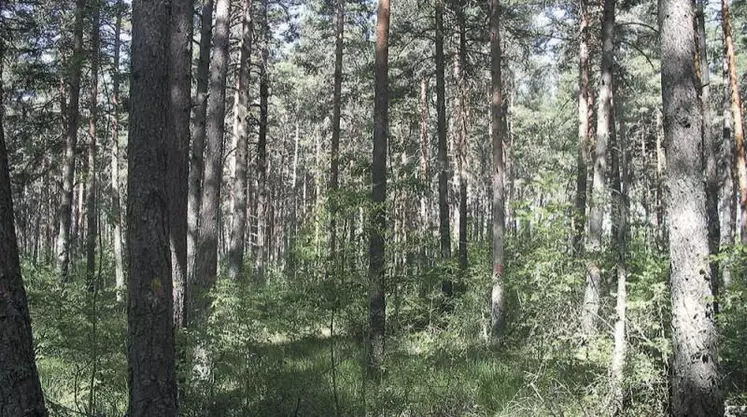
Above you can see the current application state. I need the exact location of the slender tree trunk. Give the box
[722,0,747,244]
[194,0,231,319]
[256,0,270,283]
[367,0,390,379]
[696,0,720,303]
[110,0,125,302]
[721,54,736,289]
[435,0,452,296]
[168,0,192,328]
[582,0,615,338]
[187,0,214,298]
[0,34,48,417]
[57,0,85,282]
[659,0,723,412]
[455,2,468,272]
[328,0,345,277]
[86,0,101,291]
[228,0,254,281]
[419,76,429,272]
[490,0,506,338]
[127,0,178,414]
[573,0,592,255]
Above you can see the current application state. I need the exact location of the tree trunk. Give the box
[86,0,101,291]
[455,2,468,272]
[126,0,178,414]
[573,0,592,255]
[56,0,85,282]
[187,0,214,299]
[110,0,125,302]
[168,0,193,328]
[256,0,270,283]
[659,0,723,412]
[367,0,390,378]
[722,0,747,244]
[582,0,614,338]
[435,0,451,296]
[720,54,736,289]
[490,0,506,338]
[0,34,48,417]
[419,75,429,272]
[228,0,254,281]
[328,0,344,277]
[194,0,231,319]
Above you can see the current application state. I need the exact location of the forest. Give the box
[1,0,746,414]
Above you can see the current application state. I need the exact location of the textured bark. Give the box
[455,3,468,272]
[187,0,213,300]
[110,0,125,302]
[85,0,101,291]
[194,0,231,319]
[368,0,389,378]
[328,0,344,275]
[127,0,178,414]
[256,0,269,283]
[435,0,451,295]
[490,0,506,338]
[228,0,254,281]
[696,0,720,303]
[573,0,592,255]
[419,76,429,270]
[581,0,615,337]
[720,54,736,289]
[0,36,48,417]
[659,0,723,413]
[56,0,85,282]
[722,0,747,244]
[168,0,192,328]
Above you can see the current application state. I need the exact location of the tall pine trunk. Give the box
[228,0,254,281]
[435,0,451,295]
[328,0,345,277]
[455,2,468,272]
[659,0,723,412]
[368,0,390,378]
[0,33,48,417]
[126,0,178,413]
[168,0,193,328]
[85,0,101,291]
[110,0,125,302]
[56,0,85,282]
[490,0,506,338]
[256,0,270,283]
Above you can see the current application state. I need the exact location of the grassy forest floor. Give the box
[22,232,747,416]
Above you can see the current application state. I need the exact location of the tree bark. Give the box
[659,0,723,412]
[328,0,344,277]
[56,0,85,282]
[86,0,101,291]
[256,0,270,283]
[435,0,452,296]
[110,0,125,302]
[490,0,506,338]
[228,0,254,281]
[126,0,178,414]
[581,0,614,338]
[368,0,390,378]
[722,0,747,244]
[0,34,48,417]
[194,0,231,321]
[720,53,736,289]
[455,1,468,272]
[573,0,592,255]
[168,0,193,328]
[187,0,214,301]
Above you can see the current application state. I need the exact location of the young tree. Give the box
[490,0,506,337]
[228,0,254,281]
[0,35,48,417]
[126,0,178,414]
[368,0,390,377]
[659,0,723,413]
[56,0,85,281]
[168,0,193,327]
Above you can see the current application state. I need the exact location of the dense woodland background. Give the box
[1,0,747,414]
